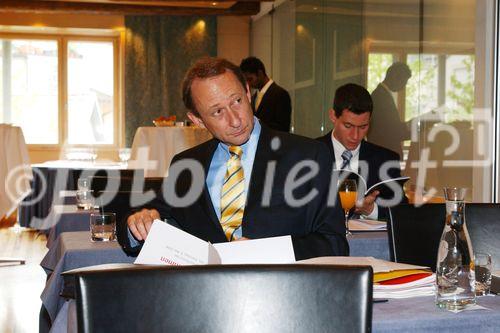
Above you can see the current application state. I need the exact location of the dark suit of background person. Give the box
[316,134,406,221]
[240,56,292,132]
[317,83,408,222]
[253,82,292,132]
[368,62,412,158]
[122,124,349,259]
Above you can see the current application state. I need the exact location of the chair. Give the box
[75,265,373,333]
[390,203,500,272]
[388,203,445,271]
[465,203,500,271]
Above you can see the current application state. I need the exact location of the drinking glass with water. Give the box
[90,213,116,242]
[475,253,492,296]
[76,190,94,210]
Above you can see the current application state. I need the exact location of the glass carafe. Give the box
[435,187,475,310]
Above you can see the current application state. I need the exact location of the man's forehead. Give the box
[341,109,370,117]
[191,73,244,106]
[191,72,236,90]
[339,109,371,124]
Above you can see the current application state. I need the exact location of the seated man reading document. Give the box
[317,83,408,221]
[124,57,348,259]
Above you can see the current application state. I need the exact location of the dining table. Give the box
[45,205,95,249]
[0,124,31,220]
[18,160,133,229]
[40,230,499,332]
[130,126,212,177]
[40,230,390,331]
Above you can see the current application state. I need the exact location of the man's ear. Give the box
[245,83,252,102]
[329,108,337,124]
[187,112,205,128]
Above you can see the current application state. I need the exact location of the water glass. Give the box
[90,213,116,242]
[76,190,94,210]
[118,148,132,165]
[475,253,492,296]
[77,177,90,191]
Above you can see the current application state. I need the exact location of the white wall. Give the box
[217,16,250,64]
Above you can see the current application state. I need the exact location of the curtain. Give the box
[125,16,217,146]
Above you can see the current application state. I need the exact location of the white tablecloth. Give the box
[130,126,212,177]
[31,160,124,170]
[0,124,31,218]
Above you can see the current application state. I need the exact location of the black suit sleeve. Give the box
[118,155,183,256]
[268,89,292,132]
[291,143,349,259]
[118,195,179,256]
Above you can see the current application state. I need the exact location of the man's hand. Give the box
[127,208,160,241]
[354,190,379,216]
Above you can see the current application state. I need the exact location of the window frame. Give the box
[0,29,123,151]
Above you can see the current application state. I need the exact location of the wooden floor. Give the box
[0,226,48,333]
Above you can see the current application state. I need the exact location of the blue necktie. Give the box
[340,150,353,170]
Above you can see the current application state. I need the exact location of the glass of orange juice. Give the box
[339,179,357,235]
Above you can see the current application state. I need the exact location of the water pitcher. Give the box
[435,187,475,310]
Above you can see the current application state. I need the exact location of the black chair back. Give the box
[388,203,445,271]
[466,203,500,271]
[75,265,373,333]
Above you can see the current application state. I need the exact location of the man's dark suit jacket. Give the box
[316,132,408,220]
[368,84,410,158]
[121,125,348,260]
[253,82,292,132]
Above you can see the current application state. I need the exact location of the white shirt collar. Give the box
[330,131,361,171]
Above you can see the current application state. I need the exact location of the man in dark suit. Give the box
[240,57,291,132]
[368,62,412,158]
[317,83,407,221]
[125,57,348,259]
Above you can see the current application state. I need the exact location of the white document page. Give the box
[134,220,219,265]
[213,235,296,264]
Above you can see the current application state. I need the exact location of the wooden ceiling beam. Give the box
[0,0,260,16]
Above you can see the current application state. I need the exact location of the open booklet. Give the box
[298,256,433,298]
[334,169,409,198]
[297,256,428,273]
[134,220,296,265]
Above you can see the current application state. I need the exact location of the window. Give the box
[1,39,59,144]
[367,51,475,123]
[67,41,115,144]
[367,53,394,93]
[0,33,120,146]
[405,54,439,121]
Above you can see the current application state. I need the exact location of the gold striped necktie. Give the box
[220,146,245,241]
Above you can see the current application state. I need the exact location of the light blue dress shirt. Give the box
[128,118,261,245]
[206,118,261,238]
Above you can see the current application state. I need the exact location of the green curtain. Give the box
[125,16,217,146]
